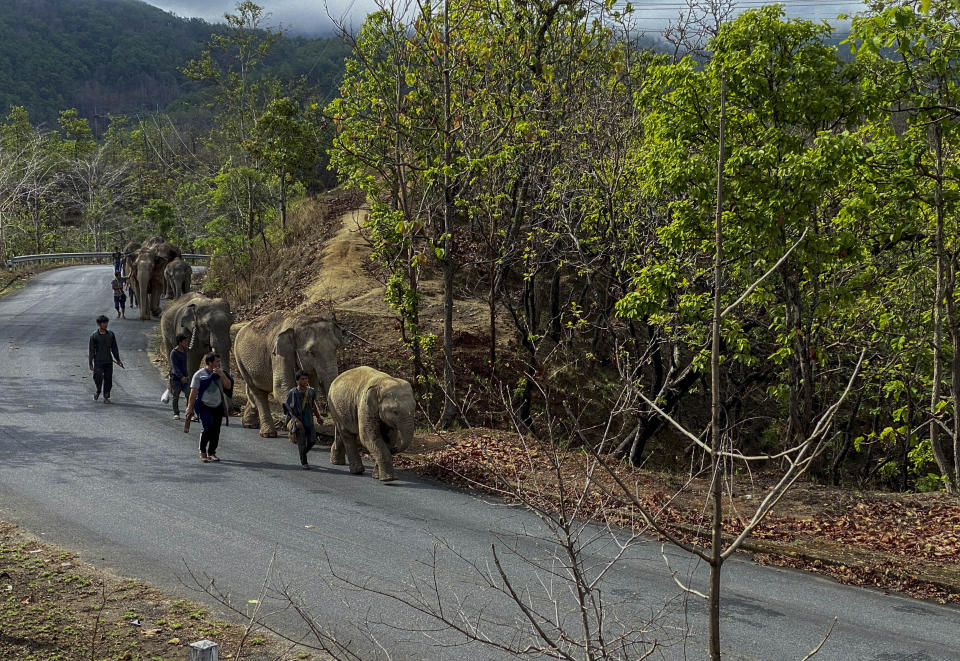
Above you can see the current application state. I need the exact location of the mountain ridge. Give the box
[0,0,348,128]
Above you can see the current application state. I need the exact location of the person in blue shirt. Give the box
[283,370,324,470]
[168,334,190,420]
[184,352,233,463]
[88,315,124,403]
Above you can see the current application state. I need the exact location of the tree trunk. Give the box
[439,0,457,429]
[247,178,255,242]
[518,274,538,431]
[948,250,960,490]
[619,363,701,465]
[489,243,497,377]
[902,392,914,492]
[0,208,6,268]
[549,269,562,342]
[708,73,727,661]
[929,122,955,492]
[279,174,287,231]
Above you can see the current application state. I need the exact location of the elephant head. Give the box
[364,377,415,455]
[134,247,161,320]
[179,298,233,375]
[272,314,342,402]
[164,258,192,299]
[134,241,180,318]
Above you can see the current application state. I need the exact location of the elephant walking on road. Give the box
[328,366,415,482]
[235,310,342,438]
[122,241,140,308]
[132,237,181,320]
[159,292,233,378]
[164,258,192,299]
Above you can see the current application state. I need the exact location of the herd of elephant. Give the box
[155,288,415,482]
[122,237,192,320]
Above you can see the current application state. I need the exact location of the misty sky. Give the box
[142,1,870,36]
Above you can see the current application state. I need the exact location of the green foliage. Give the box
[141,199,174,237]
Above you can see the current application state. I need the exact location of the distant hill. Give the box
[0,0,350,128]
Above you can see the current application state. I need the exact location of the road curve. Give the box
[1,266,958,660]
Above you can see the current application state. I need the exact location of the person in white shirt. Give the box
[184,352,233,463]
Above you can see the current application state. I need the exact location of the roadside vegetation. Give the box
[0,522,312,660]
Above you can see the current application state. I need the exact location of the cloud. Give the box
[145,0,866,36]
[144,0,375,35]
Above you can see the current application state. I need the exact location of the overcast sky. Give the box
[142,1,870,36]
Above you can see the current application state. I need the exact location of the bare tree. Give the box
[62,139,136,253]
[0,125,58,262]
[662,0,737,61]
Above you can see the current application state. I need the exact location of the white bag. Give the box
[160,389,171,404]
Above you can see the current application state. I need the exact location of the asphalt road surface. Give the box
[1,266,959,660]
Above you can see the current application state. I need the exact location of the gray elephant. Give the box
[164,258,192,299]
[159,292,233,377]
[121,241,140,274]
[133,238,181,320]
[235,310,342,437]
[328,366,415,482]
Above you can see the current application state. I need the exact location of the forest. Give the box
[0,0,349,127]
[2,0,960,497]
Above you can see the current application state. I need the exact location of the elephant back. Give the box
[329,366,389,416]
[154,242,181,264]
[164,257,189,278]
[235,311,285,370]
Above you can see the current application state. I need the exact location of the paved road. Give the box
[1,266,959,660]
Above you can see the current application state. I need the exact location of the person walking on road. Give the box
[184,352,233,463]
[168,333,190,420]
[111,270,127,319]
[111,246,123,274]
[283,370,323,470]
[126,277,137,309]
[89,315,123,403]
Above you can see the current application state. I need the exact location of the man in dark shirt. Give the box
[88,315,124,403]
[169,334,190,420]
[112,246,123,274]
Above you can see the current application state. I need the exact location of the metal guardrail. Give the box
[6,252,210,268]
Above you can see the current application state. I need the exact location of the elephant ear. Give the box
[182,304,197,326]
[182,304,199,347]
[273,327,296,357]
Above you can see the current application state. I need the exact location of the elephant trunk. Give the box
[391,416,414,454]
[137,260,152,320]
[210,330,232,372]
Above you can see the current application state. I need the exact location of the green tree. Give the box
[182,1,279,251]
[618,6,869,461]
[247,92,324,230]
[849,0,960,491]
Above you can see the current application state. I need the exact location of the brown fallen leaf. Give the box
[141,628,160,637]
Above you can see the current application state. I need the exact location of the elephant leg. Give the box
[368,438,397,482]
[241,398,260,429]
[330,427,346,465]
[340,429,364,474]
[249,386,277,437]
